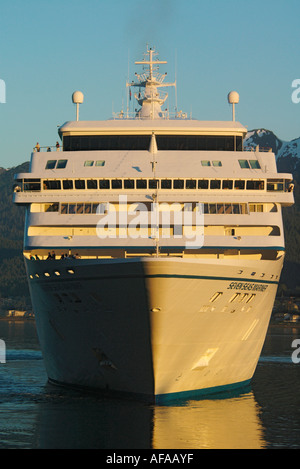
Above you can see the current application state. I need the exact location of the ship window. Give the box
[124,179,135,189]
[217,204,225,214]
[155,135,242,151]
[209,204,217,214]
[267,179,284,191]
[149,179,158,189]
[56,159,68,169]
[232,204,240,214]
[75,179,85,189]
[201,160,211,166]
[87,179,98,189]
[222,180,233,189]
[61,203,68,214]
[23,179,41,191]
[63,135,151,151]
[161,179,172,189]
[84,160,94,166]
[99,180,110,189]
[185,179,196,189]
[239,159,250,169]
[225,204,233,214]
[45,203,59,212]
[246,180,264,190]
[92,203,100,213]
[234,180,245,189]
[63,180,73,189]
[198,179,209,189]
[84,203,92,213]
[249,204,264,212]
[249,160,261,169]
[212,160,222,167]
[68,204,76,214]
[112,179,123,189]
[74,180,83,190]
[136,179,147,189]
[67,269,75,274]
[45,160,56,169]
[210,180,221,189]
[76,203,84,214]
[43,180,61,190]
[173,180,184,189]
[96,160,105,167]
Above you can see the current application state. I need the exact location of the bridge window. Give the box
[56,159,68,169]
[75,180,85,189]
[87,179,98,189]
[222,180,233,189]
[249,160,261,169]
[112,179,123,189]
[136,180,147,189]
[185,180,196,189]
[63,180,73,189]
[43,180,61,190]
[149,179,158,189]
[198,179,209,189]
[124,179,135,189]
[234,180,245,189]
[99,180,110,189]
[239,160,250,169]
[45,160,56,169]
[161,179,172,189]
[173,180,184,189]
[210,180,221,189]
[246,180,264,190]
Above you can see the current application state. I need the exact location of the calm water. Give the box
[0,320,299,449]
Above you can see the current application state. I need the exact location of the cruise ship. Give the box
[13,47,294,403]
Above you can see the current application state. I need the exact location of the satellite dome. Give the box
[72,91,84,104]
[227,91,239,104]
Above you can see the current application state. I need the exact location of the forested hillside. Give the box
[0,163,29,302]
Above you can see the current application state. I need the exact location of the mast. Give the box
[126,46,176,119]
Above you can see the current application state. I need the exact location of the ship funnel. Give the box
[227,91,239,121]
[72,91,84,121]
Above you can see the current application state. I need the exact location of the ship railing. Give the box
[243,146,272,152]
[33,145,62,152]
[112,110,189,120]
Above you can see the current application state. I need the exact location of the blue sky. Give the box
[1,0,300,167]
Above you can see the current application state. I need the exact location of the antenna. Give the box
[175,49,178,113]
[72,91,84,121]
[227,91,239,121]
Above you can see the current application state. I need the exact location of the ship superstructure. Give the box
[13,47,294,402]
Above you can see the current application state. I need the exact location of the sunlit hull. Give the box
[26,256,281,403]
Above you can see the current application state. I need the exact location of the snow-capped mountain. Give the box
[244,128,300,160]
[244,129,300,179]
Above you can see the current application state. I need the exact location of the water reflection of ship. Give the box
[34,388,264,449]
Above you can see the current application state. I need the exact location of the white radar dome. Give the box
[72,91,84,104]
[227,91,239,104]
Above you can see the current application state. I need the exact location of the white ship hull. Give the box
[26,256,281,403]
